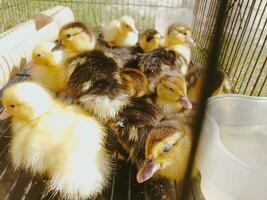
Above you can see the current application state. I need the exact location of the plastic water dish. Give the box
[197,94,267,200]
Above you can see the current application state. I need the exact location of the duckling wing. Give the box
[67,50,120,99]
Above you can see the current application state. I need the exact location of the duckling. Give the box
[29,43,68,93]
[185,63,232,103]
[0,82,111,199]
[57,22,96,60]
[120,68,148,97]
[107,96,163,167]
[68,49,129,122]
[137,47,178,92]
[162,23,196,75]
[155,73,192,114]
[102,16,139,48]
[137,118,193,183]
[138,29,163,52]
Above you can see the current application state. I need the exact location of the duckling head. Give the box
[164,23,195,47]
[0,82,54,122]
[58,22,96,53]
[120,68,148,97]
[137,125,191,183]
[120,16,138,34]
[156,74,192,110]
[32,43,62,67]
[139,29,163,52]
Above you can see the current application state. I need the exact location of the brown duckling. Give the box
[155,73,192,114]
[138,28,163,52]
[107,96,163,167]
[137,47,178,92]
[68,49,129,122]
[120,68,148,97]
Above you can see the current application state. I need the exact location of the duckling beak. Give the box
[0,108,11,120]
[178,96,192,109]
[129,27,138,34]
[187,37,196,47]
[137,158,161,183]
[52,40,64,51]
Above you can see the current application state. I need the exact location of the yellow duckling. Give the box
[0,82,111,199]
[162,23,196,75]
[137,119,193,183]
[57,22,96,59]
[29,43,68,93]
[102,16,139,47]
[156,73,192,114]
[138,29,163,52]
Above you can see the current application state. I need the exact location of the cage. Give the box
[0,0,266,200]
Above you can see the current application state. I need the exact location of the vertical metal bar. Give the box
[226,0,256,74]
[259,75,267,96]
[231,1,267,88]
[238,18,267,93]
[234,1,267,89]
[179,1,229,199]
[219,0,245,68]
[244,34,267,94]
[223,0,252,72]
[251,56,267,96]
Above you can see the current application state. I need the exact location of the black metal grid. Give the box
[192,0,267,96]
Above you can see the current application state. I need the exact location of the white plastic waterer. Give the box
[197,94,267,200]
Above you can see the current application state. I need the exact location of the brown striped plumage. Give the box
[67,49,129,122]
[120,68,148,97]
[137,48,187,92]
[107,96,163,166]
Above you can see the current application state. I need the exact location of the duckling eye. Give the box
[168,87,175,92]
[66,34,72,38]
[37,54,42,57]
[162,144,172,153]
[10,104,15,108]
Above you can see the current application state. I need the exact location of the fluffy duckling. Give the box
[0,82,111,199]
[120,68,148,97]
[137,47,178,92]
[68,49,129,122]
[185,63,232,103]
[57,22,96,60]
[29,43,68,92]
[102,16,139,48]
[155,73,192,114]
[137,118,193,183]
[162,23,196,74]
[138,29,163,52]
[108,96,163,167]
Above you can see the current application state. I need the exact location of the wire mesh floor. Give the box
[0,75,205,200]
